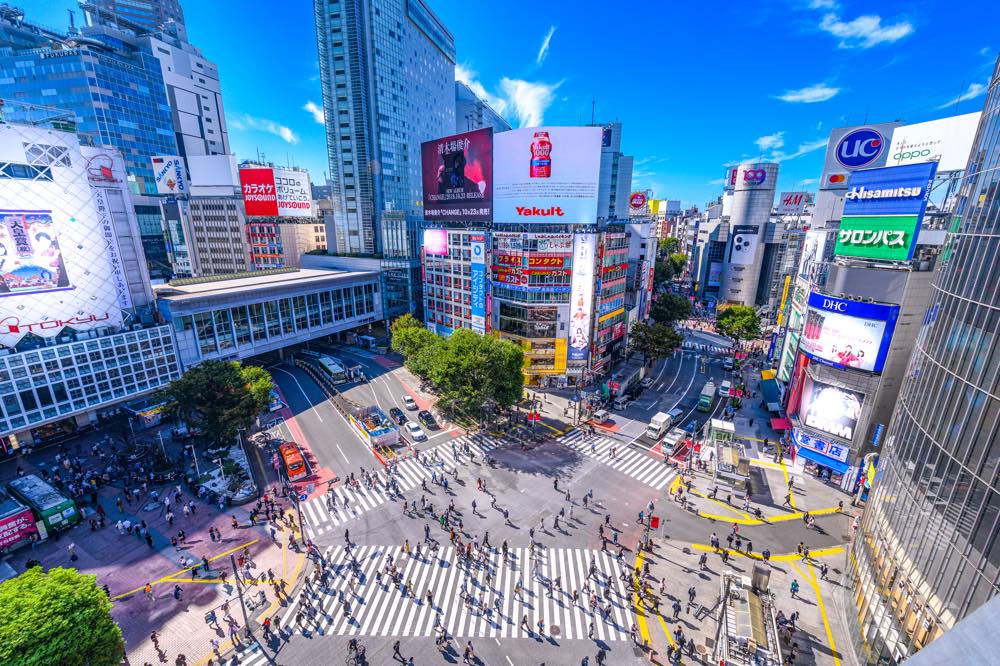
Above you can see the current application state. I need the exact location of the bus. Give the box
[301,351,348,384]
[278,442,308,481]
[697,381,716,412]
[7,474,80,532]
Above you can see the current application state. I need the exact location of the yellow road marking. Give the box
[111,539,259,601]
[633,550,651,646]
[690,543,844,562]
[697,505,842,525]
[779,457,797,510]
[749,459,784,469]
[653,605,678,648]
[789,561,841,666]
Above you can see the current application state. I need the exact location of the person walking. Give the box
[393,640,402,661]
[790,580,800,599]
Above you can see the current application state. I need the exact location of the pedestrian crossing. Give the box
[682,340,730,354]
[300,434,501,539]
[557,430,678,491]
[278,545,634,641]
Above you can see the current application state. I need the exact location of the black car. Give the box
[418,410,438,429]
[389,407,406,425]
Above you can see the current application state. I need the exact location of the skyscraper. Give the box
[313,0,456,318]
[849,56,1000,664]
[82,0,185,34]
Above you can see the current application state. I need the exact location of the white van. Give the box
[718,380,732,397]
[592,409,611,424]
[613,396,630,410]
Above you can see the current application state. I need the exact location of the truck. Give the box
[646,412,671,440]
[697,381,716,412]
[348,405,401,448]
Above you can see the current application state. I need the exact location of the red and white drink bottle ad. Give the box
[530,131,552,178]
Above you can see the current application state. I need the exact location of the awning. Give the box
[760,378,782,413]
[770,417,792,431]
[795,445,850,474]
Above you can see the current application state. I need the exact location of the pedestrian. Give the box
[393,640,402,661]
[145,533,154,549]
[762,548,771,565]
[68,542,78,562]
[821,562,829,579]
[790,580,800,598]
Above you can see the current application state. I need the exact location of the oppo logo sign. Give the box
[743,169,767,185]
[822,298,848,312]
[836,128,885,169]
[894,149,932,161]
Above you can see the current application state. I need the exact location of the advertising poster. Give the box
[0,507,37,550]
[728,225,760,265]
[707,261,723,287]
[797,229,828,279]
[0,211,71,296]
[799,376,865,441]
[151,155,187,195]
[776,191,807,216]
[568,234,596,362]
[887,112,980,172]
[494,127,602,223]
[819,123,898,191]
[273,168,313,218]
[422,228,449,256]
[836,162,938,262]
[91,189,133,310]
[799,292,899,373]
[534,234,573,253]
[239,168,279,217]
[470,235,486,334]
[492,232,523,252]
[421,128,493,222]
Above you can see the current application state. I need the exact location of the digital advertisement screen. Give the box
[422,228,449,256]
[798,375,865,441]
[494,127,602,223]
[799,292,899,373]
[421,128,493,222]
[567,234,596,361]
[470,235,486,334]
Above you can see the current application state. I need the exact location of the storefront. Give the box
[793,428,850,484]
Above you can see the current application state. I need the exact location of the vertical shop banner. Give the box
[421,128,493,222]
[568,234,596,362]
[239,168,279,216]
[151,155,187,195]
[91,189,133,310]
[470,234,486,334]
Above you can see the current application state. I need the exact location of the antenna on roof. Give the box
[591,98,596,125]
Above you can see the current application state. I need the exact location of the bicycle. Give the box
[345,644,367,665]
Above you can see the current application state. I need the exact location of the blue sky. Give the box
[31,0,1000,207]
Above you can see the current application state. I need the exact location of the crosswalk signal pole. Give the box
[230,553,250,631]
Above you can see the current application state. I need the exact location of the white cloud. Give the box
[769,138,829,163]
[303,101,325,125]
[937,82,988,110]
[229,113,299,144]
[498,78,561,127]
[819,13,913,48]
[816,120,824,130]
[798,178,819,187]
[755,131,785,152]
[458,63,561,127]
[980,46,993,58]
[776,83,841,103]
[809,0,838,8]
[537,26,556,65]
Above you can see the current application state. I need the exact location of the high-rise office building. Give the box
[313,0,456,319]
[849,57,1000,664]
[82,0,185,34]
[719,162,778,305]
[455,81,511,134]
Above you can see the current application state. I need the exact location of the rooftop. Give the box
[153,267,377,303]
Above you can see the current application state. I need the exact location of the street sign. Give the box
[649,515,661,529]
[299,493,308,502]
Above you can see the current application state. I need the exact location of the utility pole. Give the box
[230,553,250,630]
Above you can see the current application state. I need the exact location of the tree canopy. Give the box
[390,314,439,359]
[160,360,272,446]
[669,252,688,276]
[653,258,676,289]
[629,322,683,364]
[659,236,680,255]
[715,305,762,342]
[0,567,124,666]
[650,293,693,326]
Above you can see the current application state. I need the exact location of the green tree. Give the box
[653,258,675,289]
[669,252,688,276]
[392,322,438,359]
[0,567,124,666]
[160,360,272,446]
[426,330,524,417]
[629,322,683,364]
[658,236,680,256]
[715,305,762,342]
[650,293,692,326]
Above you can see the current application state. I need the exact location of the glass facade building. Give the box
[849,57,1000,664]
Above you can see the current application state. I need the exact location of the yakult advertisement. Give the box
[421,128,493,222]
[494,127,602,223]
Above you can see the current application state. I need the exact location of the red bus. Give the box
[279,442,308,482]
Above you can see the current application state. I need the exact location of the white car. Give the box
[405,421,427,441]
[403,395,418,410]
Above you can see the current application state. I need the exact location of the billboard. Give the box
[0,506,37,550]
[819,123,898,191]
[470,234,486,333]
[792,428,851,464]
[240,168,278,216]
[798,376,865,441]
[707,261,722,287]
[273,167,313,217]
[800,292,899,373]
[629,192,648,210]
[887,112,980,172]
[728,225,760,265]
[151,155,187,195]
[421,128,493,222]
[836,162,938,261]
[422,228,449,256]
[568,234,596,362]
[776,191,807,216]
[494,127,602,223]
[0,124,124,347]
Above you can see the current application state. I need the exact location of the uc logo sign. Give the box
[743,169,766,185]
[836,128,885,169]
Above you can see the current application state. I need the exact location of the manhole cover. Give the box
[550,625,561,636]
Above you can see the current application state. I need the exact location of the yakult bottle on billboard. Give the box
[530,131,552,178]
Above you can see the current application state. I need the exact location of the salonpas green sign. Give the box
[834,215,919,261]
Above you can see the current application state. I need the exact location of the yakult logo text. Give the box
[515,206,565,217]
